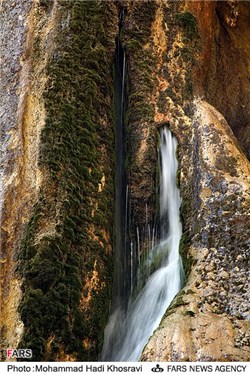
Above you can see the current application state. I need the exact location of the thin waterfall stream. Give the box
[101,126,184,361]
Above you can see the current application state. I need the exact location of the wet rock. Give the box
[142,101,250,361]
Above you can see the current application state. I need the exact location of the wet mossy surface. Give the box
[121,1,159,249]
[161,290,189,321]
[18,1,117,361]
[159,4,200,112]
[179,230,193,280]
[159,2,201,286]
[175,11,199,41]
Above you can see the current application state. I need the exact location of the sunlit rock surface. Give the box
[0,0,41,352]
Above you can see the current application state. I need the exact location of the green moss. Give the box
[175,12,199,40]
[171,294,186,309]
[122,1,157,45]
[125,39,143,52]
[161,290,189,321]
[179,230,192,281]
[39,0,51,8]
[121,3,158,241]
[186,289,195,295]
[176,165,181,189]
[181,46,196,66]
[184,77,193,100]
[18,1,115,362]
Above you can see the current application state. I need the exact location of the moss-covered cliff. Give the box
[1,0,118,361]
[140,0,250,361]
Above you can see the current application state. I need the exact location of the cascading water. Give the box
[101,126,184,361]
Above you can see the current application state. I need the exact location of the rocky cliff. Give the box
[0,0,249,362]
[139,0,250,361]
[1,0,118,361]
[142,100,250,361]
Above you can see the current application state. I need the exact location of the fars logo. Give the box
[7,348,32,359]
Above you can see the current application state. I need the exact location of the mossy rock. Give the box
[18,0,116,361]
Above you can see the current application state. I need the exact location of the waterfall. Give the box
[101,126,183,361]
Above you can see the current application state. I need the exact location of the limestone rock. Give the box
[142,101,250,361]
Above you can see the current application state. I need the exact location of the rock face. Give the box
[141,100,250,361]
[0,0,41,354]
[140,0,250,361]
[1,0,118,361]
[188,0,250,159]
[121,0,159,256]
[1,0,249,363]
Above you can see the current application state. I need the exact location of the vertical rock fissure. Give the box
[112,9,129,313]
[102,125,183,361]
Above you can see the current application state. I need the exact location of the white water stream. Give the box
[101,127,183,361]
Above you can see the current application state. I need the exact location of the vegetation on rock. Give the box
[122,0,159,252]
[18,0,116,361]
